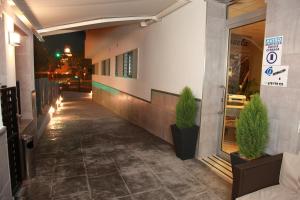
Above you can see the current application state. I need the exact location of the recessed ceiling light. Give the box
[7,0,16,6]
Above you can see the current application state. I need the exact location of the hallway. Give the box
[17,92,230,200]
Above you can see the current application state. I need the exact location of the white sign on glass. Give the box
[261,65,289,87]
[263,36,283,66]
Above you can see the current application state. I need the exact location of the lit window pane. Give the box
[227,0,266,19]
[115,49,138,79]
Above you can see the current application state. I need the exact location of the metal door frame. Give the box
[216,8,266,161]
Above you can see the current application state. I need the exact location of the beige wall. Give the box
[197,0,227,158]
[261,0,300,154]
[86,0,207,101]
[15,34,35,119]
[0,127,12,200]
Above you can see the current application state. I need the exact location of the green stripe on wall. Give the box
[92,81,120,95]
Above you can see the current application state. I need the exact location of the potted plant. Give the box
[230,94,269,166]
[171,87,199,160]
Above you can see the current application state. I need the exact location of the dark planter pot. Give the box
[230,152,271,200]
[230,152,249,169]
[171,124,199,160]
[230,152,270,170]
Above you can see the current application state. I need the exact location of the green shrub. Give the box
[176,87,197,129]
[236,94,269,159]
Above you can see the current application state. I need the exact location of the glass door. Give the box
[220,21,266,156]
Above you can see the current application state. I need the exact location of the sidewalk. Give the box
[16,92,231,200]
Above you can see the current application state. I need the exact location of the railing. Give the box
[59,79,92,93]
[35,78,60,116]
[35,73,92,93]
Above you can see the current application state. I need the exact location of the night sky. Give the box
[43,31,86,57]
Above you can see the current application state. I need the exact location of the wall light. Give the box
[56,99,61,107]
[9,32,21,46]
[7,0,16,6]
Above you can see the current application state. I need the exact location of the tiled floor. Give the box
[16,92,231,200]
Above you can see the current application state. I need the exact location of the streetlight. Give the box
[64,47,72,57]
[64,47,71,53]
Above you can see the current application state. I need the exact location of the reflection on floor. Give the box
[222,142,238,154]
[223,120,238,154]
[16,92,231,200]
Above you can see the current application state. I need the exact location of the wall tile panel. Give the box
[92,87,200,145]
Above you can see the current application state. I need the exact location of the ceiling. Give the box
[14,0,178,34]
[12,0,266,37]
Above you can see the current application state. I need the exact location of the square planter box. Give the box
[230,152,271,200]
[230,152,249,167]
[171,124,199,160]
[230,152,270,169]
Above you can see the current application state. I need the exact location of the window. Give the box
[101,59,110,76]
[92,63,99,75]
[115,49,138,78]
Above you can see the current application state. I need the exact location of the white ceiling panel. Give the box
[14,0,178,30]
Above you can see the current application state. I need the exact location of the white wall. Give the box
[86,0,207,100]
[15,35,35,119]
[0,97,2,127]
[0,13,4,127]
[0,0,35,120]
[0,2,35,198]
[0,0,34,88]
[0,15,7,85]
[2,14,16,87]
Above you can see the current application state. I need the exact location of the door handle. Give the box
[218,85,226,115]
[220,85,226,103]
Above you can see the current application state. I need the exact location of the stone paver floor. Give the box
[16,92,231,200]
